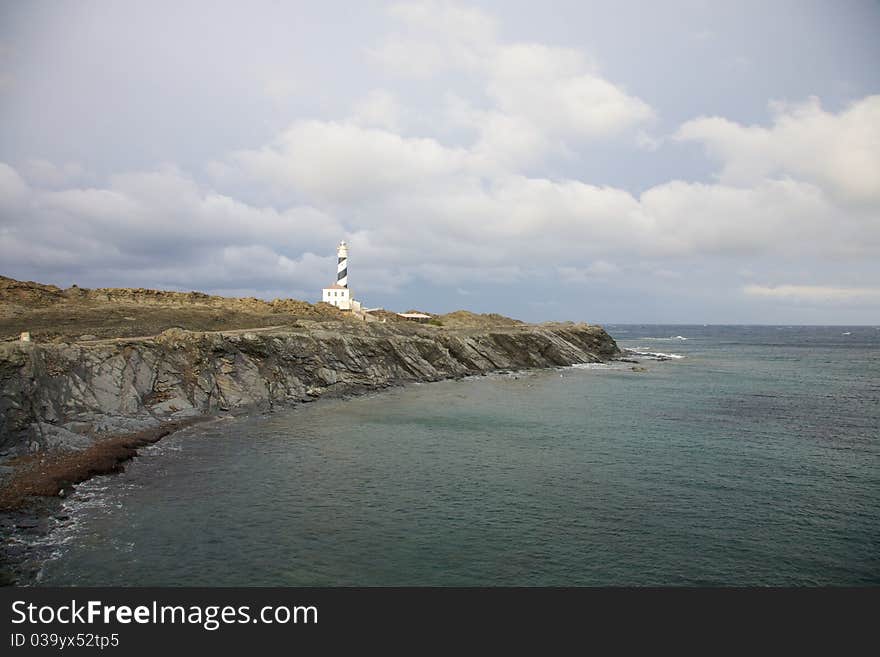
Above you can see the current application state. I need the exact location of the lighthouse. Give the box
[322,240,358,311]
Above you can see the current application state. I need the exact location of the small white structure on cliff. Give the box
[322,241,361,312]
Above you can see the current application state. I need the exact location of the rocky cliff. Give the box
[1,321,619,456]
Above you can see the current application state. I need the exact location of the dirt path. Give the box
[74,324,288,346]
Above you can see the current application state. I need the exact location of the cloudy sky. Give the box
[1,1,878,323]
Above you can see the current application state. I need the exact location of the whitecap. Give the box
[569,362,631,370]
[628,349,685,360]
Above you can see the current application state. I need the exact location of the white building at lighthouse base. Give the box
[322,284,361,312]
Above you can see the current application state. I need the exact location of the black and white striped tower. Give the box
[336,240,348,288]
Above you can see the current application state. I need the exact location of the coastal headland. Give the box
[0,275,620,512]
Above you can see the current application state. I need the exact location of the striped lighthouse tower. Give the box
[336,240,348,288]
[322,240,356,310]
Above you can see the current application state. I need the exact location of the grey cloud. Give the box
[0,1,878,322]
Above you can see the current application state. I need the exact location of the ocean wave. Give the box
[628,349,685,360]
[569,362,631,370]
[27,476,126,583]
[640,336,688,341]
[460,370,538,381]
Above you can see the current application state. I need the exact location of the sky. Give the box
[1,0,878,324]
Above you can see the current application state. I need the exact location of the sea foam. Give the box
[628,349,685,360]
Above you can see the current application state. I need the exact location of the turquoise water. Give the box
[39,326,879,585]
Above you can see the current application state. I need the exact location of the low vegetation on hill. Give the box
[0,276,527,342]
[436,310,524,328]
[0,275,348,342]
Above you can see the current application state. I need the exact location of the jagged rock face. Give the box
[0,323,618,455]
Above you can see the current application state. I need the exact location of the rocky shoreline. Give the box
[0,416,216,585]
[0,417,211,510]
[1,321,619,458]
[0,320,620,584]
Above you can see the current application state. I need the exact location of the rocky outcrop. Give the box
[0,322,619,457]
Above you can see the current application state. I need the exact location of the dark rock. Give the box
[0,322,619,455]
[14,519,38,529]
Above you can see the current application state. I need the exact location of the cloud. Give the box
[441,95,550,170]
[558,261,620,282]
[370,1,654,147]
[352,90,405,131]
[2,3,878,321]
[0,163,344,294]
[220,120,468,203]
[637,178,846,257]
[204,94,878,292]
[388,1,497,44]
[203,9,877,302]
[0,162,29,210]
[486,43,654,140]
[676,95,880,205]
[743,284,880,304]
[21,159,88,188]
[262,76,298,102]
[6,84,879,302]
[369,1,496,76]
[205,2,664,258]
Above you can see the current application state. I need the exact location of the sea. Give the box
[35,325,879,586]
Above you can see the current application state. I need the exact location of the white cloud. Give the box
[635,129,662,151]
[203,10,878,301]
[0,163,345,295]
[203,100,879,291]
[369,1,496,76]
[221,120,468,203]
[388,1,497,44]
[8,84,879,299]
[352,90,405,131]
[371,1,654,147]
[208,2,660,232]
[676,95,880,205]
[637,178,844,256]
[3,3,878,317]
[744,284,880,304]
[443,96,550,171]
[487,43,654,140]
